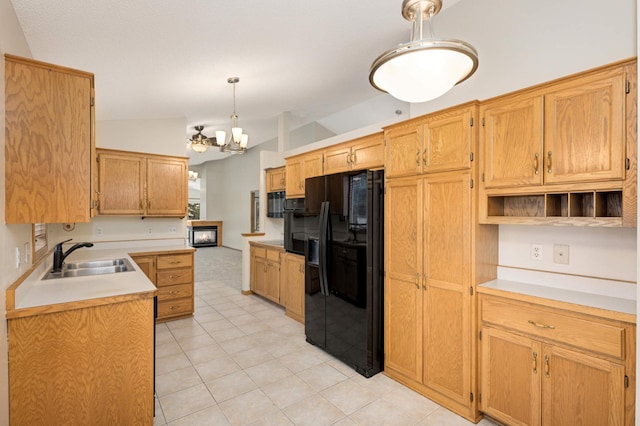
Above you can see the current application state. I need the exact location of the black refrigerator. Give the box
[304,170,384,378]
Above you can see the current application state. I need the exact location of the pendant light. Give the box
[369,0,478,103]
[215,77,249,155]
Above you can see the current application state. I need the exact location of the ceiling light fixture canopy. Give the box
[187,125,212,153]
[369,0,478,103]
[215,77,248,155]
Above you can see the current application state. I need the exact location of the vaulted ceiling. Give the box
[9,0,462,163]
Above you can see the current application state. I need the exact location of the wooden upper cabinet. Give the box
[423,105,475,173]
[482,62,629,189]
[96,148,187,217]
[97,152,145,215]
[5,54,94,224]
[324,133,384,175]
[266,166,286,192]
[480,94,544,189]
[285,152,323,198]
[544,66,626,184]
[285,157,303,198]
[146,157,188,216]
[385,103,476,178]
[385,123,423,178]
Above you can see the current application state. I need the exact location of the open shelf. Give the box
[484,190,624,226]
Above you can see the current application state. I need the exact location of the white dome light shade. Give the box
[370,39,478,103]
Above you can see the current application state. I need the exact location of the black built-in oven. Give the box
[284,198,305,255]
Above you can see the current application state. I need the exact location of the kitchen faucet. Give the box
[52,239,94,273]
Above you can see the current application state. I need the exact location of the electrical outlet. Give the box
[147,226,153,234]
[15,247,21,269]
[96,227,103,236]
[530,244,543,261]
[23,242,31,265]
[553,244,570,264]
[168,226,176,233]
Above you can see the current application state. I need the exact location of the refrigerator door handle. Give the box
[319,201,329,296]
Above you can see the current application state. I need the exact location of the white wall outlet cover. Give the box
[96,227,103,236]
[530,244,543,261]
[147,227,153,234]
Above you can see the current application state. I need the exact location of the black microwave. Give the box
[267,191,285,218]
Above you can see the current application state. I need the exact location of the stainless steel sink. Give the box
[64,258,130,269]
[43,258,135,280]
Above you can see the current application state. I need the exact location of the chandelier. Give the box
[187,125,212,153]
[215,77,248,155]
[369,0,478,103]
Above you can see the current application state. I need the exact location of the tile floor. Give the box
[153,246,500,426]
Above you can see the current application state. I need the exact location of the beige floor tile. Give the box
[194,355,241,381]
[217,334,263,355]
[156,340,184,358]
[205,370,258,403]
[418,406,481,425]
[218,389,280,425]
[228,313,260,326]
[261,374,317,409]
[170,324,208,342]
[320,379,379,416]
[246,409,294,426]
[282,394,346,426]
[184,344,227,365]
[154,397,166,425]
[158,384,216,423]
[245,358,294,387]
[236,321,272,335]
[192,311,223,324]
[349,398,414,426]
[277,349,325,373]
[156,352,192,376]
[166,405,230,425]
[208,325,246,343]
[177,333,218,351]
[383,383,440,422]
[233,346,276,369]
[331,418,358,426]
[156,366,203,397]
[199,318,236,332]
[297,363,349,392]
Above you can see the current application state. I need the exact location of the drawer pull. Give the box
[532,352,538,374]
[167,260,181,264]
[170,291,179,294]
[528,320,555,330]
[170,305,180,310]
[169,275,180,279]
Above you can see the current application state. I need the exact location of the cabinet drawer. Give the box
[157,297,193,318]
[266,249,280,262]
[156,254,193,270]
[156,283,193,301]
[253,247,266,259]
[156,269,192,287]
[481,297,625,359]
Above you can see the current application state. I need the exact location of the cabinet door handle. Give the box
[422,149,427,166]
[528,320,555,330]
[422,273,427,290]
[415,273,420,289]
[351,152,356,164]
[533,153,539,175]
[346,152,351,164]
[532,352,538,374]
[544,355,550,378]
[546,151,553,174]
[416,150,421,166]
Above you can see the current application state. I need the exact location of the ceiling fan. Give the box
[188,125,213,153]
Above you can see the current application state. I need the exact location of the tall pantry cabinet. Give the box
[383,102,498,422]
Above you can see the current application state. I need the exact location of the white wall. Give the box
[55,117,189,243]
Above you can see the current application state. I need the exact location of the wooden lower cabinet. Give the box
[131,250,195,322]
[479,293,635,426]
[250,243,283,304]
[8,298,155,425]
[282,252,305,323]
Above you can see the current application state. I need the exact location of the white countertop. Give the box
[479,279,636,317]
[12,241,194,313]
